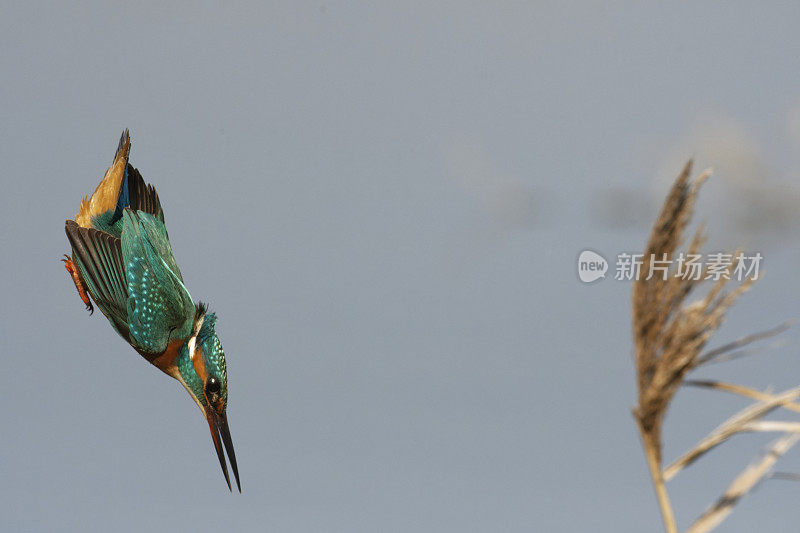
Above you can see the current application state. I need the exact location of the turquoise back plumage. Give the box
[121,209,194,354]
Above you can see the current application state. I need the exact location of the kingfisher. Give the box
[63,130,240,491]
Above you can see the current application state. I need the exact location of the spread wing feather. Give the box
[126,164,164,222]
[65,220,130,339]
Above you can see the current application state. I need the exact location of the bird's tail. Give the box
[75,129,131,228]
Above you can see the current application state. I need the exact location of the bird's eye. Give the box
[206,377,221,394]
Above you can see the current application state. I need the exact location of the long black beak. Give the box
[207,409,241,492]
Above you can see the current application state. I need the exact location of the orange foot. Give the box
[62,254,93,314]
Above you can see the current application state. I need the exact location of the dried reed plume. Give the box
[632,160,796,532]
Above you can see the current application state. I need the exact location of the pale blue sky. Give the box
[2,3,800,531]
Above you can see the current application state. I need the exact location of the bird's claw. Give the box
[62,254,94,314]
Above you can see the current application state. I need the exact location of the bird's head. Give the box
[177,304,240,491]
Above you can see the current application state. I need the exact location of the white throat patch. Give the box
[188,313,205,362]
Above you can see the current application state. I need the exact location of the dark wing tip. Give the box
[126,165,164,220]
[116,129,130,159]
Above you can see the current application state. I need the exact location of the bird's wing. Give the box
[126,164,164,223]
[121,209,195,355]
[65,220,132,339]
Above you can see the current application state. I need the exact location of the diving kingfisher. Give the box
[63,130,240,491]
